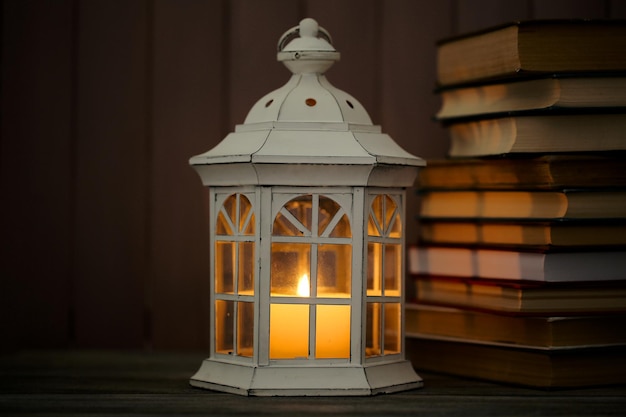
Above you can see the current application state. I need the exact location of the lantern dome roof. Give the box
[190,18,425,187]
[244,18,370,126]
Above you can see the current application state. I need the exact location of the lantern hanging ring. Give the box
[277,18,334,52]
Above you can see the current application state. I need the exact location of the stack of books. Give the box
[406,20,626,388]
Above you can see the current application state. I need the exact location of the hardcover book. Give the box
[418,189,626,220]
[407,336,626,387]
[410,275,626,314]
[446,112,626,157]
[405,303,626,349]
[408,245,626,282]
[417,219,626,248]
[437,20,626,87]
[436,75,626,120]
[416,156,626,190]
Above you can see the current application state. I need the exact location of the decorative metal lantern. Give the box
[189,18,425,396]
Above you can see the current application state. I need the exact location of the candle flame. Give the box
[297,274,310,297]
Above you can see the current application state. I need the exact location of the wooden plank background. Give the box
[2,0,624,351]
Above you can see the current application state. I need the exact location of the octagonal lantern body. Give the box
[189,18,425,396]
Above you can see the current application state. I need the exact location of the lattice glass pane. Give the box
[270,304,309,359]
[329,213,351,238]
[384,244,401,297]
[238,195,252,234]
[273,211,303,236]
[317,244,351,298]
[367,214,378,236]
[223,194,236,224]
[243,212,255,235]
[367,242,382,296]
[215,241,235,294]
[270,243,310,297]
[238,242,254,295]
[216,210,233,235]
[389,212,402,238]
[384,303,401,354]
[365,302,381,357]
[368,195,384,237]
[273,195,313,237]
[318,196,340,236]
[285,195,312,232]
[318,196,339,235]
[316,305,350,359]
[386,196,402,238]
[383,195,395,233]
[215,300,234,354]
[237,301,254,357]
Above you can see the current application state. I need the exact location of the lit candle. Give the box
[270,271,350,359]
[315,304,350,358]
[269,303,309,359]
[297,274,310,297]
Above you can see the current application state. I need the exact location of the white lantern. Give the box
[189,18,425,396]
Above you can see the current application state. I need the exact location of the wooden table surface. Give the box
[1,350,625,416]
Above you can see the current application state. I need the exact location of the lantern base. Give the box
[189,358,423,396]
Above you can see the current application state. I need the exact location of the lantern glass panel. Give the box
[384,195,401,238]
[274,196,313,236]
[216,194,237,235]
[270,304,309,359]
[270,243,311,297]
[366,193,404,359]
[369,195,402,237]
[239,198,254,235]
[368,196,383,237]
[237,301,254,357]
[328,213,351,238]
[286,195,313,230]
[366,242,382,296]
[274,211,302,236]
[365,302,381,357]
[384,303,401,354]
[269,194,354,361]
[388,214,401,238]
[384,244,401,297]
[367,215,379,237]
[215,241,235,294]
[238,241,255,295]
[215,300,234,354]
[223,194,237,221]
[213,193,256,359]
[318,196,339,235]
[317,244,351,298]
[216,211,233,235]
[315,304,350,358]
[319,196,351,238]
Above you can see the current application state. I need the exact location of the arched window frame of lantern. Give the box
[210,188,259,362]
[208,186,409,366]
[189,18,425,396]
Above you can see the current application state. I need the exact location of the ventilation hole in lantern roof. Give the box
[265,99,274,108]
[305,98,317,107]
[346,100,354,109]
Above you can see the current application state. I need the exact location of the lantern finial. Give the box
[298,17,318,37]
[277,18,339,74]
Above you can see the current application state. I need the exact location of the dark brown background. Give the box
[2,0,625,352]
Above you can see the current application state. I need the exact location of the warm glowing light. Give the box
[297,274,310,297]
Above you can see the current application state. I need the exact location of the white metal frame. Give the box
[209,187,260,365]
[363,189,406,365]
[267,187,355,365]
[189,17,423,395]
